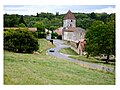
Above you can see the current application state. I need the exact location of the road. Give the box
[47,39,115,73]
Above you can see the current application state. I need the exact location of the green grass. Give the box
[69,55,115,68]
[59,47,115,68]
[59,47,78,55]
[4,39,115,85]
[37,39,55,54]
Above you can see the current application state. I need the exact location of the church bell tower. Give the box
[63,10,76,29]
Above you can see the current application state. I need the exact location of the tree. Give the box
[97,13,108,22]
[33,22,46,38]
[36,12,39,17]
[19,15,27,27]
[4,14,19,27]
[90,12,97,19]
[28,21,36,27]
[47,25,58,39]
[77,18,95,29]
[85,20,115,63]
[56,12,59,16]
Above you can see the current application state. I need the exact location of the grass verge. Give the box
[59,47,78,55]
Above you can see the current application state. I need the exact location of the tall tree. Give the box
[90,12,97,19]
[85,20,115,63]
[19,15,27,27]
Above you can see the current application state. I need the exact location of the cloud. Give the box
[92,7,116,14]
[4,5,115,15]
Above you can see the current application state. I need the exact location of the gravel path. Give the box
[47,39,115,73]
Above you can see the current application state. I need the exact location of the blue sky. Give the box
[4,5,115,15]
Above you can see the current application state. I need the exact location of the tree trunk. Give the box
[87,53,89,58]
[106,54,110,63]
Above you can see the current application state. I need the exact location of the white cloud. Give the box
[92,7,116,14]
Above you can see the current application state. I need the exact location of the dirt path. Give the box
[47,39,115,73]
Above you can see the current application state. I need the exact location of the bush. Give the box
[4,29,39,53]
[37,32,46,38]
[17,23,26,27]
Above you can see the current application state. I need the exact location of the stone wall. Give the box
[64,32,74,41]
[70,41,80,55]
[70,41,85,55]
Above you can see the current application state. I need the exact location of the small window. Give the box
[80,33,82,36]
[71,20,73,22]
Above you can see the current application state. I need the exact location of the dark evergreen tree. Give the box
[19,15,27,27]
[36,12,39,17]
[90,12,97,19]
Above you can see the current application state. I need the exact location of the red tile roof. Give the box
[64,27,76,32]
[55,27,63,35]
[64,10,75,20]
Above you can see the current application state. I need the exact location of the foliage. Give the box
[4,12,112,30]
[51,32,59,39]
[33,21,46,38]
[17,23,26,27]
[4,29,39,53]
[90,12,97,19]
[19,15,27,27]
[4,14,20,27]
[85,18,115,63]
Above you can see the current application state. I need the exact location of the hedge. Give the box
[4,29,39,53]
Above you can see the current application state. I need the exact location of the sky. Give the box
[4,5,115,15]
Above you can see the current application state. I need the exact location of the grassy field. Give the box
[59,48,115,68]
[4,39,115,85]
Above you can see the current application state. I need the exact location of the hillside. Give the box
[4,39,115,85]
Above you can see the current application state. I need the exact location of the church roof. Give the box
[64,10,76,20]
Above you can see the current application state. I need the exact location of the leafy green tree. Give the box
[33,22,46,38]
[85,20,115,63]
[77,18,94,29]
[28,21,36,27]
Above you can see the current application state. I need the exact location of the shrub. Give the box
[17,23,26,27]
[4,29,39,53]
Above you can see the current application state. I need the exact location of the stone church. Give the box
[62,10,86,55]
